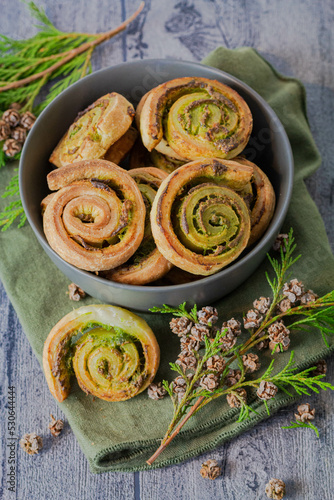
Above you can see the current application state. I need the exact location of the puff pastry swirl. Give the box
[43,304,160,402]
[151,158,252,275]
[137,77,253,161]
[43,159,145,272]
[50,93,135,168]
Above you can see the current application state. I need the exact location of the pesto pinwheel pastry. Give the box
[137,77,253,161]
[234,157,276,245]
[43,159,146,272]
[49,93,135,168]
[102,167,173,284]
[43,304,160,402]
[151,159,253,276]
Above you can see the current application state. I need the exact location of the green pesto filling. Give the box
[78,322,133,345]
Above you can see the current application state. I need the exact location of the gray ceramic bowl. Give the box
[19,59,293,311]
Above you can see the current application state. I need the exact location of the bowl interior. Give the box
[19,59,293,307]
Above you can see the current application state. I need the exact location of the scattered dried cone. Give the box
[216,319,241,352]
[265,478,286,499]
[242,353,261,373]
[226,388,247,408]
[197,306,218,326]
[295,403,315,423]
[223,318,242,337]
[49,414,64,437]
[243,309,263,329]
[0,119,11,141]
[256,339,269,351]
[176,350,197,372]
[268,320,290,353]
[11,126,27,143]
[2,109,21,127]
[300,289,318,305]
[200,373,219,392]
[172,376,187,394]
[170,317,193,337]
[190,323,210,342]
[253,297,271,314]
[273,233,289,252]
[276,298,292,314]
[225,369,242,387]
[19,433,43,455]
[9,102,22,111]
[282,278,304,303]
[147,382,167,400]
[219,332,237,352]
[68,283,86,301]
[311,359,327,377]
[20,111,36,130]
[180,335,200,352]
[269,339,290,353]
[3,138,22,157]
[206,355,226,374]
[268,321,290,343]
[200,459,221,480]
[257,381,278,400]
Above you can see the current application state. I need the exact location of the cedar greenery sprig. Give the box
[0,0,144,231]
[150,303,198,323]
[146,229,334,465]
[0,1,144,111]
[281,420,320,438]
[0,171,26,230]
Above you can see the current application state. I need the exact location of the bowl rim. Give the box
[19,57,294,292]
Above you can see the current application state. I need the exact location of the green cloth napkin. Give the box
[1,47,333,473]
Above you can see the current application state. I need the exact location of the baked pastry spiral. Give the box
[235,157,276,245]
[43,305,160,402]
[43,159,146,271]
[151,159,252,275]
[49,93,135,168]
[102,167,173,284]
[137,77,253,161]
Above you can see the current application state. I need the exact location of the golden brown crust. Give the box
[130,166,168,183]
[139,77,252,160]
[234,157,276,245]
[43,160,146,272]
[49,93,135,168]
[103,126,138,164]
[102,249,172,285]
[151,158,252,276]
[47,158,128,191]
[40,193,55,215]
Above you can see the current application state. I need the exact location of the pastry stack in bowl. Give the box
[42,77,275,285]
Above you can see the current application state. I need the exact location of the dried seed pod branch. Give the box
[146,228,334,465]
[0,1,144,230]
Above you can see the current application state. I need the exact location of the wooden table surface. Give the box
[1,1,333,499]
